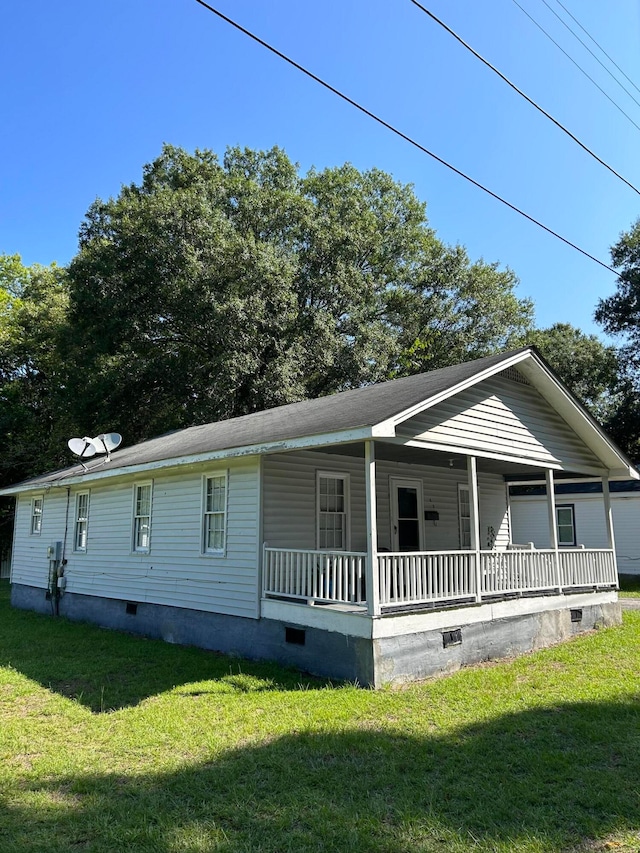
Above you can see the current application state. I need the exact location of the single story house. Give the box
[2,346,636,686]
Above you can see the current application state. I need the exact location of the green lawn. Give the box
[1,580,640,853]
[618,574,640,598]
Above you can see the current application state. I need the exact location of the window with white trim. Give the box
[74,492,90,552]
[317,472,349,551]
[30,496,43,535]
[556,504,576,546]
[458,484,471,549]
[203,473,227,554]
[133,483,152,552]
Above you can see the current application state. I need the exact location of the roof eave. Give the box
[0,423,394,495]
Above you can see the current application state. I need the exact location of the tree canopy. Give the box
[60,144,534,446]
[2,142,634,515]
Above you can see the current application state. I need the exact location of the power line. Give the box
[511,0,640,135]
[192,0,617,274]
[537,0,640,111]
[552,0,640,99]
[409,0,640,198]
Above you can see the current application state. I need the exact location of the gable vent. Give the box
[498,367,530,385]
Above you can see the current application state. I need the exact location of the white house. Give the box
[509,477,640,577]
[2,347,636,686]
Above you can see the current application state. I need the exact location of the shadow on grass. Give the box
[0,582,325,712]
[2,700,640,852]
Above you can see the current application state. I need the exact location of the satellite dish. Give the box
[91,433,122,454]
[68,437,97,459]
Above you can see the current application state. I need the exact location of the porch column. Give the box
[546,469,562,592]
[467,455,482,602]
[365,439,380,617]
[602,475,618,583]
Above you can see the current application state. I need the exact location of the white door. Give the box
[391,478,424,552]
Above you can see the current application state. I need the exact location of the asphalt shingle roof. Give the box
[8,348,528,489]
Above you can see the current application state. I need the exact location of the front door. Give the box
[391,478,424,552]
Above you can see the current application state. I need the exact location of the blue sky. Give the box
[3,0,640,337]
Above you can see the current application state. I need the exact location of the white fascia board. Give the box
[516,359,639,478]
[376,349,533,434]
[394,437,608,477]
[0,425,382,495]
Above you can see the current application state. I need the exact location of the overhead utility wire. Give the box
[192,0,616,274]
[410,0,640,197]
[552,0,640,99]
[538,0,640,110]
[511,0,640,135]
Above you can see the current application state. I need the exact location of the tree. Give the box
[525,323,622,422]
[595,218,640,366]
[0,256,70,483]
[63,144,533,445]
[592,220,640,458]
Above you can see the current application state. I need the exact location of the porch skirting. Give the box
[11,583,620,687]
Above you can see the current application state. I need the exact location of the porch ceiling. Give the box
[314,440,568,477]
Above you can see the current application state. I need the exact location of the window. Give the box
[458,485,471,549]
[203,473,227,554]
[30,496,43,535]
[556,504,576,546]
[317,472,349,550]
[74,492,90,552]
[133,483,152,552]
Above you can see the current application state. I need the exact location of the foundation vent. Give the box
[126,602,138,616]
[442,628,462,648]
[285,627,306,646]
[570,609,582,623]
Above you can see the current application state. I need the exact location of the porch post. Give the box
[467,455,482,602]
[365,439,380,617]
[546,469,562,592]
[602,475,617,582]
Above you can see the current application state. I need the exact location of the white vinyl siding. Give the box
[203,473,227,554]
[262,451,510,554]
[397,374,602,471]
[9,458,261,618]
[317,472,349,550]
[30,496,43,535]
[74,492,89,552]
[133,483,152,553]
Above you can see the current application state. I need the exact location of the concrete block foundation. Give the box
[11,583,620,687]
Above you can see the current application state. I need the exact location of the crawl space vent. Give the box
[442,628,462,648]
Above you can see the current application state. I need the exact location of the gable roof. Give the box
[3,347,636,493]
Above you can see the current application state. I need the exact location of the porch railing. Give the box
[262,547,366,605]
[262,546,617,609]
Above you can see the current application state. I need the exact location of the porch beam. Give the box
[545,469,562,592]
[601,475,617,568]
[365,439,380,617]
[467,455,482,603]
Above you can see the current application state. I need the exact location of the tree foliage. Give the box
[61,144,534,446]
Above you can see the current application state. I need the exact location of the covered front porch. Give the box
[261,438,619,617]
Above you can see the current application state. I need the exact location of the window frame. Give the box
[132,481,153,554]
[316,471,350,551]
[556,503,576,547]
[202,471,228,556]
[30,495,44,536]
[74,491,90,553]
[458,484,471,550]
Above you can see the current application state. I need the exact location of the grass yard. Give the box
[1,582,640,853]
[618,574,640,598]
